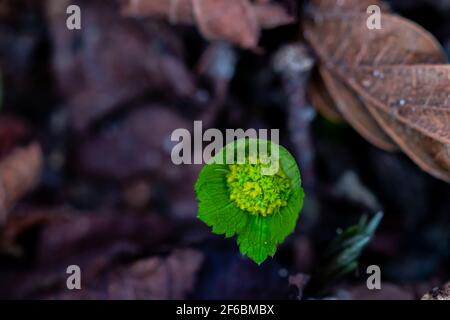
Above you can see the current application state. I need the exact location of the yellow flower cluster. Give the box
[226,159,291,216]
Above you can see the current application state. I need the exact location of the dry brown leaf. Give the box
[368,103,450,181]
[193,0,259,48]
[253,2,295,29]
[121,0,295,48]
[349,66,450,142]
[304,0,450,182]
[0,143,43,224]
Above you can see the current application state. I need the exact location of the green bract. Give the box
[195,138,304,264]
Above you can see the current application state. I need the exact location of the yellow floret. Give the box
[226,157,292,216]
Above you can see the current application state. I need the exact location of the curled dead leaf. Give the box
[121,0,295,48]
[253,2,295,29]
[193,0,259,49]
[304,0,450,182]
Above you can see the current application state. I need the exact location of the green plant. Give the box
[306,212,384,295]
[195,138,304,264]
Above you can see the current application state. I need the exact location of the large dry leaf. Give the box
[304,0,450,182]
[349,66,450,141]
[121,0,295,48]
[305,3,444,152]
[368,104,450,181]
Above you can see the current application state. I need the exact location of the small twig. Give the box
[272,43,316,192]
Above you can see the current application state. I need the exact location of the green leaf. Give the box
[195,138,304,264]
[196,164,250,238]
